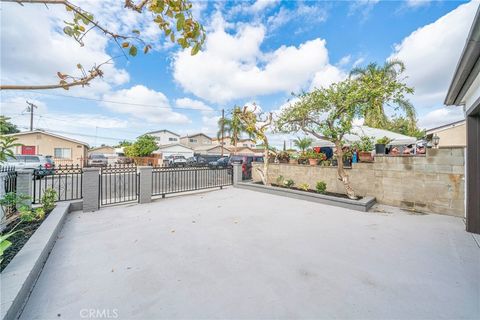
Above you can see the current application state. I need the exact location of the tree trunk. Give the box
[256,140,269,185]
[335,143,357,199]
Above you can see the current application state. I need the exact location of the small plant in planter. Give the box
[375,136,392,155]
[298,183,309,191]
[277,151,290,163]
[284,179,295,188]
[321,160,332,166]
[40,188,57,212]
[316,181,327,194]
[355,136,375,162]
[305,150,324,165]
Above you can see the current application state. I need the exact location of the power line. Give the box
[18,90,216,112]
[16,125,134,142]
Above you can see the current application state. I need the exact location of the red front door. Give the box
[21,146,36,155]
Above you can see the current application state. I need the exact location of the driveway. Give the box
[20,188,480,319]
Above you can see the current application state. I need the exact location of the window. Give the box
[189,138,197,143]
[169,137,178,141]
[54,148,72,159]
[243,144,248,147]
[25,156,40,162]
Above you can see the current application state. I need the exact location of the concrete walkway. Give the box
[20,188,480,319]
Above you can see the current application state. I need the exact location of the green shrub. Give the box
[276,175,284,185]
[35,207,45,220]
[284,179,294,188]
[0,192,31,216]
[316,181,327,194]
[298,183,309,191]
[19,206,36,222]
[41,188,57,212]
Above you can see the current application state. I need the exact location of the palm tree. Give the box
[217,107,249,154]
[350,59,415,129]
[293,137,313,154]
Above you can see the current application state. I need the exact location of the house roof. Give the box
[445,6,480,106]
[89,145,115,152]
[144,129,179,137]
[4,130,89,147]
[155,143,194,151]
[313,125,417,147]
[180,133,212,140]
[425,119,466,135]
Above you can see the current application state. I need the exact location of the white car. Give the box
[167,155,187,167]
[5,155,53,170]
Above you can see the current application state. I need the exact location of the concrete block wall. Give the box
[253,148,465,217]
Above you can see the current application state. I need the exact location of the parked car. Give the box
[6,155,54,177]
[186,156,207,167]
[116,156,134,165]
[208,157,230,168]
[228,155,263,179]
[167,155,187,167]
[88,154,108,167]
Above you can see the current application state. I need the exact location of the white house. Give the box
[145,130,180,146]
[153,143,194,158]
[445,6,480,234]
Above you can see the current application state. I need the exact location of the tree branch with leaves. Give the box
[1,0,206,90]
[276,79,367,199]
[237,104,273,185]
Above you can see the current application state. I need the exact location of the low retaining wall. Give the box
[236,182,375,212]
[253,148,465,217]
[1,200,82,320]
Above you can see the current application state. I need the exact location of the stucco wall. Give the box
[435,123,466,147]
[252,148,465,217]
[12,133,87,166]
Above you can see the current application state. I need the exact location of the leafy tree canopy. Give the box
[0,116,20,135]
[124,135,158,157]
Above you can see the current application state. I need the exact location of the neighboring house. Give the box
[145,130,180,146]
[153,143,194,159]
[88,146,118,165]
[212,136,256,149]
[425,120,466,148]
[5,130,88,166]
[193,145,231,156]
[445,6,480,234]
[88,146,116,155]
[180,133,213,149]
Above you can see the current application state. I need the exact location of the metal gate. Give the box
[99,165,138,206]
[152,166,233,197]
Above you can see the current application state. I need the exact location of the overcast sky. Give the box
[0,0,477,147]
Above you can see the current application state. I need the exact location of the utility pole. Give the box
[26,101,38,131]
[221,108,225,157]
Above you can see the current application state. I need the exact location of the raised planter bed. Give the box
[1,200,81,320]
[236,182,375,212]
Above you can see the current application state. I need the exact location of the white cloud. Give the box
[406,0,431,8]
[389,1,478,110]
[349,0,380,21]
[102,85,190,125]
[267,3,328,31]
[173,13,343,104]
[418,107,464,129]
[0,2,130,99]
[250,0,280,13]
[310,65,347,90]
[175,98,214,113]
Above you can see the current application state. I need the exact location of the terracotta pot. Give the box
[358,151,373,162]
[289,159,297,164]
[278,159,289,164]
[308,158,318,165]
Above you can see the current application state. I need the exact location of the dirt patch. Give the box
[1,211,52,272]
[255,182,363,200]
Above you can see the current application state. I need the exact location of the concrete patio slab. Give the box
[18,187,480,319]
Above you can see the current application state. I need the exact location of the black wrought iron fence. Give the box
[33,165,83,204]
[99,165,138,206]
[1,165,17,194]
[152,166,233,197]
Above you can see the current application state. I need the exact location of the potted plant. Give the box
[343,149,352,167]
[289,152,299,164]
[356,136,374,162]
[375,136,392,155]
[306,150,323,165]
[277,151,290,163]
